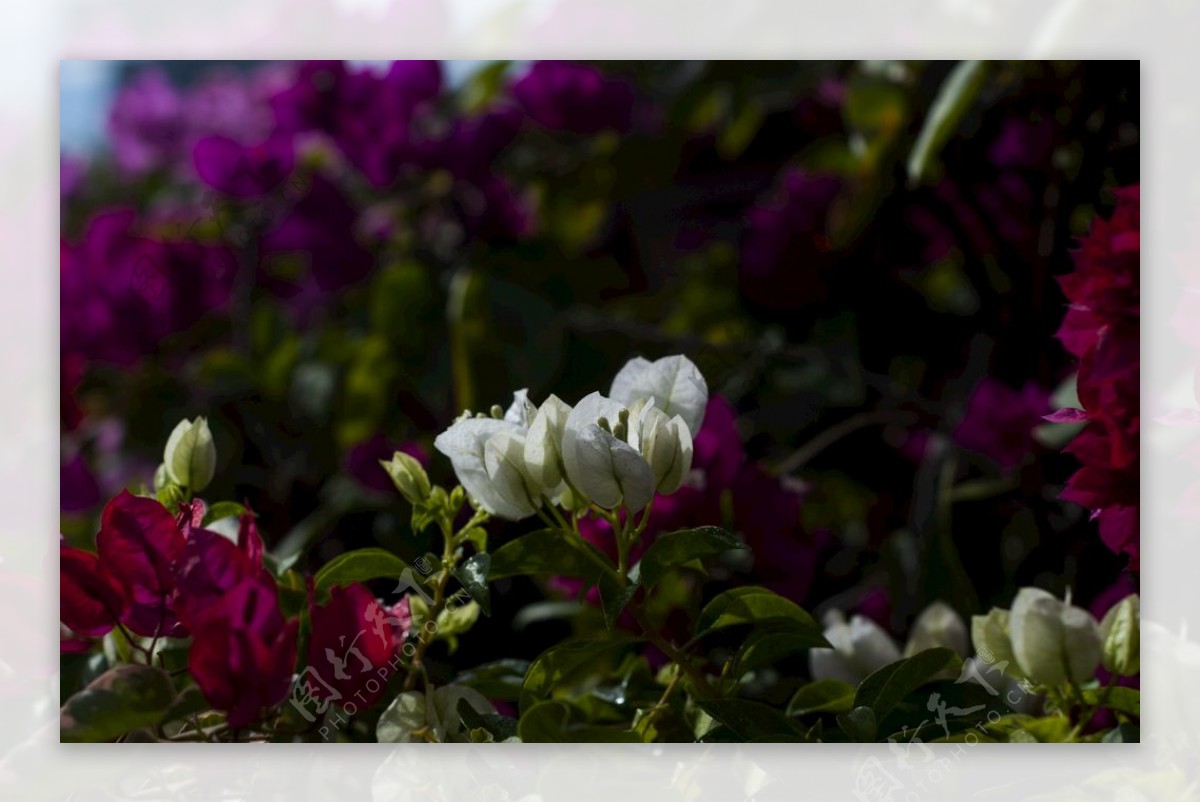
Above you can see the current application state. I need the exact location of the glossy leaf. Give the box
[787,679,857,717]
[695,698,805,742]
[907,60,990,185]
[312,548,411,601]
[455,552,491,616]
[488,529,610,581]
[694,586,825,641]
[518,700,640,743]
[636,526,745,591]
[60,665,175,742]
[854,647,962,726]
[521,636,640,712]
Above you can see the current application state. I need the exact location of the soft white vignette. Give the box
[0,0,1192,799]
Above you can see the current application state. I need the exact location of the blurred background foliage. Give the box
[61,60,1139,672]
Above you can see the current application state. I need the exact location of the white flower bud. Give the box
[638,407,694,494]
[971,607,1019,674]
[809,611,902,685]
[380,451,431,505]
[905,600,969,658]
[163,417,216,492]
[524,394,572,489]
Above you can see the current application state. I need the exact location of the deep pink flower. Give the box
[512,61,634,135]
[61,209,234,366]
[193,134,295,198]
[172,527,267,632]
[259,174,375,303]
[953,378,1051,470]
[60,546,128,639]
[1054,186,1140,567]
[269,60,441,187]
[95,490,187,637]
[307,584,400,708]
[188,576,298,728]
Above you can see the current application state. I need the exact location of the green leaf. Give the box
[1084,686,1140,719]
[201,501,247,526]
[458,699,519,742]
[60,665,176,742]
[694,586,825,640]
[636,526,745,591]
[518,700,640,743]
[454,659,530,702]
[313,548,411,601]
[732,624,832,678]
[695,699,804,742]
[837,705,878,742]
[907,60,990,185]
[597,574,639,630]
[455,552,491,616]
[854,648,962,726]
[162,686,210,724]
[521,637,640,712]
[787,679,857,717]
[489,529,611,581]
[1102,722,1140,743]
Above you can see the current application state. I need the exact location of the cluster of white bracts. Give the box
[434,355,708,521]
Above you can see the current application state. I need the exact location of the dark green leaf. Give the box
[597,574,639,630]
[521,636,640,712]
[455,552,491,616]
[488,529,611,581]
[787,679,857,717]
[637,526,745,591]
[732,624,832,677]
[854,648,962,726]
[837,706,878,742]
[1084,686,1140,719]
[457,698,518,742]
[694,586,825,641]
[162,686,210,724]
[695,698,803,742]
[907,60,990,185]
[518,700,640,743]
[201,501,247,526]
[454,659,530,702]
[1102,723,1140,743]
[61,665,175,742]
[313,548,411,601]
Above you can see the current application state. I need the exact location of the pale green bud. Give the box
[163,417,216,492]
[971,607,1018,675]
[1010,587,1101,688]
[152,463,169,492]
[1099,594,1140,677]
[381,451,432,505]
[906,600,969,658]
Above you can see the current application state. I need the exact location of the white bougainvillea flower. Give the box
[561,391,655,512]
[904,600,969,658]
[434,391,542,521]
[1009,587,1101,687]
[638,406,694,494]
[503,388,537,427]
[609,354,709,436]
[809,610,902,686]
[523,394,573,489]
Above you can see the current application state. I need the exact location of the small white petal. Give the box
[434,417,527,519]
[609,354,708,436]
[524,394,572,489]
